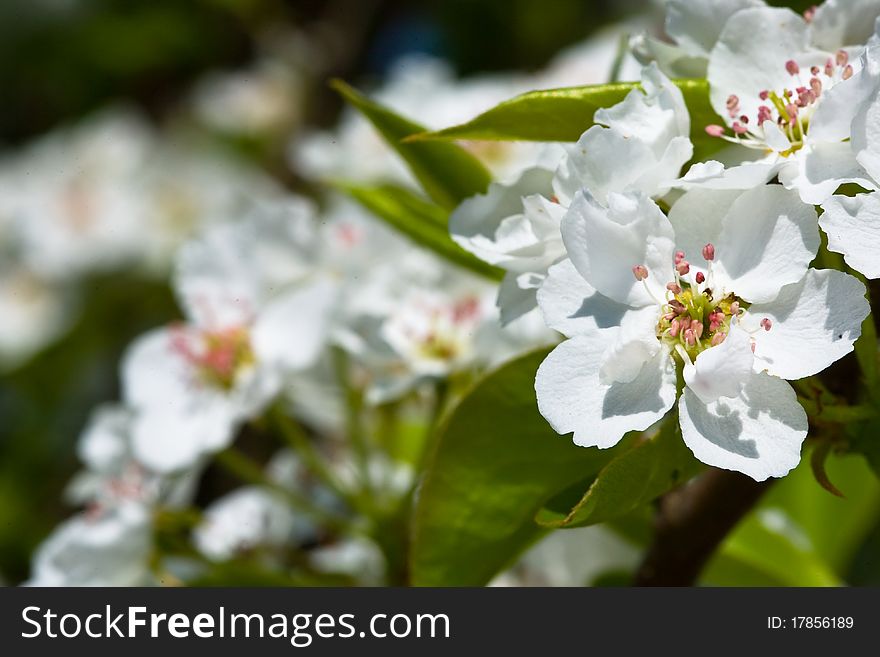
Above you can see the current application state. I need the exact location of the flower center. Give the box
[171,325,255,391]
[705,50,854,155]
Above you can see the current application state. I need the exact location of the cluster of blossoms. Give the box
[25,30,644,585]
[452,0,879,481]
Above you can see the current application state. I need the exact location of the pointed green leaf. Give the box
[338,182,504,281]
[410,349,615,586]
[535,413,703,529]
[406,78,723,164]
[331,79,492,209]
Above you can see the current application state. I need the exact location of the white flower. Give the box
[193,486,300,561]
[123,201,337,472]
[27,501,153,587]
[677,4,880,204]
[451,64,691,323]
[536,185,868,480]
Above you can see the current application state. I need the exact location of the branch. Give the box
[634,468,772,586]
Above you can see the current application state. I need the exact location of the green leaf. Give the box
[406,78,724,165]
[534,413,703,529]
[410,349,614,586]
[331,79,492,209]
[338,182,504,281]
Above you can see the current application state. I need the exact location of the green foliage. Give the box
[331,80,492,210]
[406,79,724,164]
[338,182,504,281]
[535,415,703,529]
[410,350,699,586]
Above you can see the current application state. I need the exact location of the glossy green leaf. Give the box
[331,79,492,209]
[338,182,504,281]
[535,414,703,529]
[410,349,614,586]
[406,78,724,165]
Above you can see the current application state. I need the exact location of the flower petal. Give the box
[449,167,557,268]
[683,322,754,404]
[497,271,543,326]
[668,187,743,281]
[714,185,820,302]
[252,276,337,371]
[820,192,880,278]
[675,158,781,191]
[809,0,880,51]
[708,6,822,125]
[666,0,765,58]
[536,337,677,449]
[679,372,808,481]
[537,259,631,338]
[561,190,675,307]
[750,268,868,379]
[599,305,662,385]
[778,142,876,205]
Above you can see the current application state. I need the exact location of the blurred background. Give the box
[1,0,876,587]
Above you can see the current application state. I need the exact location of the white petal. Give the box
[599,305,661,385]
[810,0,880,51]
[820,192,880,278]
[679,372,808,481]
[77,405,132,473]
[252,276,336,371]
[762,121,792,153]
[536,337,677,449]
[675,158,782,190]
[809,60,877,142]
[714,185,820,303]
[853,84,880,183]
[497,271,542,326]
[668,187,743,281]
[122,328,193,409]
[449,167,556,267]
[750,268,868,379]
[778,142,876,205]
[683,322,754,404]
[537,259,632,338]
[131,404,235,473]
[666,0,765,58]
[561,190,675,307]
[708,7,822,125]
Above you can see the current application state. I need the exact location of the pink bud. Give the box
[674,250,685,265]
[705,124,725,137]
[759,90,769,101]
[702,243,715,261]
[684,328,697,347]
[785,59,800,76]
[843,64,854,80]
[676,260,690,276]
[711,332,726,346]
[695,271,706,284]
[666,282,682,294]
[761,318,773,331]
[632,264,648,281]
[836,49,849,67]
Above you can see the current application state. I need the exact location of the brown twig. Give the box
[634,468,773,586]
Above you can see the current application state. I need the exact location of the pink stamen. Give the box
[729,301,740,315]
[843,65,854,80]
[758,90,769,101]
[825,58,834,76]
[760,318,773,331]
[695,271,705,284]
[669,318,682,338]
[785,60,800,76]
[836,50,849,67]
[676,260,690,276]
[711,332,726,347]
[702,243,715,261]
[810,65,820,76]
[757,106,772,123]
[674,250,685,265]
[732,122,748,135]
[705,124,725,137]
[632,264,648,281]
[810,77,822,97]
[684,328,697,347]
[667,282,682,294]
[692,321,704,340]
